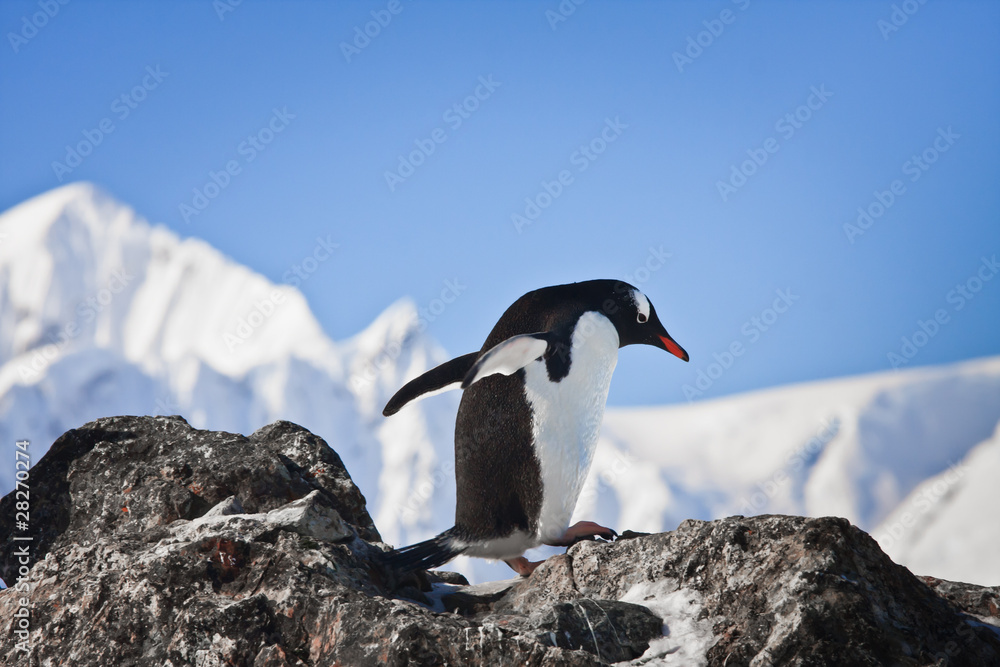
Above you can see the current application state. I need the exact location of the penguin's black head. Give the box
[600,280,689,362]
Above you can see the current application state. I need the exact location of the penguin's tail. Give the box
[382,527,468,573]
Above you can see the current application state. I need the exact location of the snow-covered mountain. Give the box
[586,358,1000,587]
[0,183,458,575]
[2,183,998,586]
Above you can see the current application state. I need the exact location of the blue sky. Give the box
[2,0,998,406]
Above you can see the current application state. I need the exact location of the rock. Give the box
[518,599,663,663]
[920,576,1000,622]
[501,517,1000,665]
[2,416,999,666]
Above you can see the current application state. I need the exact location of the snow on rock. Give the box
[617,582,716,666]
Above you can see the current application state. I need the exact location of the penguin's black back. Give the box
[480,281,617,349]
[453,371,541,540]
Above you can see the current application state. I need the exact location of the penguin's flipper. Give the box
[383,351,479,416]
[461,332,553,388]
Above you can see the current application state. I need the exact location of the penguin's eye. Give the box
[637,313,647,324]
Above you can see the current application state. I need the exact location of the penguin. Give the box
[381,279,688,576]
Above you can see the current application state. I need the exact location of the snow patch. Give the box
[617,581,717,666]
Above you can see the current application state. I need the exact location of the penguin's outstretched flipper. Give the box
[382,528,467,572]
[383,352,479,416]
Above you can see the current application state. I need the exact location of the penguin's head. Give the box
[604,281,689,362]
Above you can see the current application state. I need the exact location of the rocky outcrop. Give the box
[1,416,998,666]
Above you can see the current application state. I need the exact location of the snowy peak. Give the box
[341,297,451,418]
[0,182,341,384]
[123,227,337,379]
[0,183,148,364]
[0,182,121,251]
[0,185,455,569]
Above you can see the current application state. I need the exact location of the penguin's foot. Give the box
[503,522,617,576]
[504,556,543,577]
[545,521,618,547]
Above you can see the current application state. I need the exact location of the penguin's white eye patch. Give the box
[632,290,651,323]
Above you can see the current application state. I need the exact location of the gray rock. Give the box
[1,416,998,666]
[524,599,663,662]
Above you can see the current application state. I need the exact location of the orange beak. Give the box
[659,335,689,362]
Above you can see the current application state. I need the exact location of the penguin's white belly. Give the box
[522,311,619,544]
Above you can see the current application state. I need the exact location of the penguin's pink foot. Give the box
[505,556,544,577]
[544,521,618,547]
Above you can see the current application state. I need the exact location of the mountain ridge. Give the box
[1,183,998,586]
[0,183,458,580]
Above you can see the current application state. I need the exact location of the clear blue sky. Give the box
[2,0,998,406]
